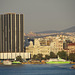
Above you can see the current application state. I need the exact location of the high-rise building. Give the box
[0,13,30,59]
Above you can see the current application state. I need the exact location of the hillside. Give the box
[36,26,75,33]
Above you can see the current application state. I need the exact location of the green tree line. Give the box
[32,51,75,62]
[15,51,75,62]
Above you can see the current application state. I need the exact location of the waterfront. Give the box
[0,64,75,75]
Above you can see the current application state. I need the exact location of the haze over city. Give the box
[0,0,75,33]
[0,0,75,74]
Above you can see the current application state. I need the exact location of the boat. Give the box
[71,65,75,69]
[12,61,21,64]
[46,57,70,64]
[3,60,12,65]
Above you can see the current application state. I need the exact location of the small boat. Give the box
[3,60,12,65]
[46,56,70,64]
[71,65,75,69]
[12,61,21,64]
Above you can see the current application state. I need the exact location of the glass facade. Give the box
[16,14,19,52]
[12,14,15,52]
[1,15,4,52]
[9,14,11,52]
[0,13,24,53]
[0,15,2,52]
[4,14,8,52]
[20,14,24,52]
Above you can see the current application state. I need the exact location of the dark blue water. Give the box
[0,64,75,75]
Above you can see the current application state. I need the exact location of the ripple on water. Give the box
[0,64,75,75]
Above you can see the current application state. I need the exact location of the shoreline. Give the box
[0,61,75,65]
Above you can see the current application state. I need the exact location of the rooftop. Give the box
[68,43,75,46]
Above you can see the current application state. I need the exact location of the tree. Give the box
[37,54,43,60]
[69,53,75,62]
[57,51,68,60]
[45,55,50,60]
[32,55,37,60]
[50,52,56,58]
[32,54,43,60]
[16,56,23,62]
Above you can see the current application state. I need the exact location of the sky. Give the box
[0,0,75,33]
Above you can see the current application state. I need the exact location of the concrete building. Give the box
[64,43,75,55]
[26,35,65,58]
[0,13,30,59]
[50,39,63,54]
[26,38,51,58]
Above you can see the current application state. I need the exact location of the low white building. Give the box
[0,52,30,59]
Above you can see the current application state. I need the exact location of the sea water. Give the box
[0,64,75,75]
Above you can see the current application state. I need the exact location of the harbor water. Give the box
[0,64,75,75]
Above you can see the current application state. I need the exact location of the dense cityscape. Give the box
[0,0,75,75]
[0,13,75,63]
[0,13,75,66]
[25,31,75,62]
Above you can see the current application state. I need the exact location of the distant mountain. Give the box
[61,26,75,32]
[36,30,58,33]
[36,26,75,33]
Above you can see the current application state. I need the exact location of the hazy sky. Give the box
[0,0,75,33]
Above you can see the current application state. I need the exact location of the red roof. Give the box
[68,43,75,46]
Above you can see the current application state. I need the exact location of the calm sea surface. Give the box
[0,64,75,75]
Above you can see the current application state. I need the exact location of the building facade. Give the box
[50,39,63,54]
[26,38,51,58]
[64,43,75,55]
[26,36,64,58]
[0,13,30,59]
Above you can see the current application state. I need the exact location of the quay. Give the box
[22,62,46,64]
[70,62,75,64]
[22,60,46,64]
[0,60,75,65]
[0,60,46,65]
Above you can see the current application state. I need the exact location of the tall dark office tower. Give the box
[0,13,24,53]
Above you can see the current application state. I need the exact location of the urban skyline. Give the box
[0,0,75,75]
[0,0,75,33]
